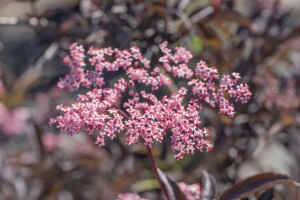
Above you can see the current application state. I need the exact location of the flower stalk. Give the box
[146,145,170,200]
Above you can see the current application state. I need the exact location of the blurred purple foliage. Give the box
[0,0,300,199]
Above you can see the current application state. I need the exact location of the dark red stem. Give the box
[146,145,170,200]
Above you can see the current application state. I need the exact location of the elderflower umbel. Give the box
[50,42,251,160]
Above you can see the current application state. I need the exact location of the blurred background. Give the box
[1,0,300,199]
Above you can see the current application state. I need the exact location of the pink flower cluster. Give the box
[189,63,251,117]
[159,41,194,79]
[58,43,171,91]
[50,42,251,159]
[124,88,212,160]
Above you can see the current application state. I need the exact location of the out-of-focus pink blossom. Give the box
[117,182,202,200]
[0,70,30,135]
[117,193,147,200]
[178,182,201,200]
[0,103,30,135]
[71,140,107,160]
[254,74,299,109]
[42,132,61,151]
[33,89,64,123]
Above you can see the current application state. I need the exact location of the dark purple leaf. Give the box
[258,189,274,200]
[157,169,187,200]
[201,170,216,200]
[218,173,298,200]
